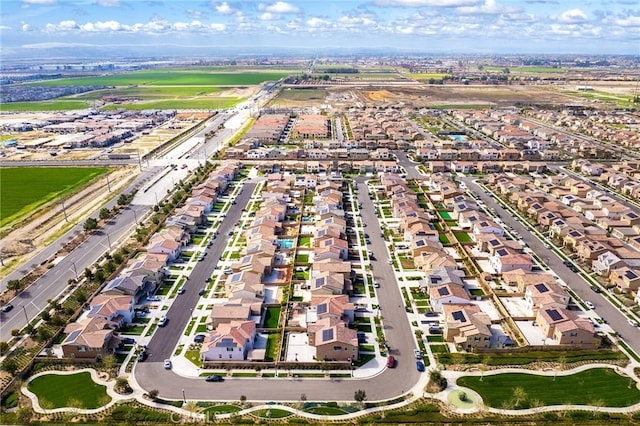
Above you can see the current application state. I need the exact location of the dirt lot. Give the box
[0,166,137,278]
[271,83,582,108]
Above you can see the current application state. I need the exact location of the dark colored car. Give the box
[121,337,136,344]
[137,351,148,362]
[591,286,602,293]
[1,303,14,313]
[194,334,206,343]
[205,375,224,382]
[386,356,396,368]
[198,288,205,296]
[416,361,425,372]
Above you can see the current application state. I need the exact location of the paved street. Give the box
[461,177,640,355]
[135,177,423,401]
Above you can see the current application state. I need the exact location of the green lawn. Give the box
[28,372,110,409]
[263,306,281,328]
[0,167,107,227]
[458,368,640,409]
[101,98,241,111]
[296,254,309,263]
[265,333,281,362]
[453,231,472,243]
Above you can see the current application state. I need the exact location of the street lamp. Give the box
[106,233,112,249]
[182,388,186,404]
[23,305,29,324]
[132,209,138,225]
[71,262,79,280]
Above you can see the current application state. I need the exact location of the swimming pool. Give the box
[449,134,468,141]
[277,239,295,249]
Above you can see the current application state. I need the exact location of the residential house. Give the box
[62,317,117,360]
[307,317,358,362]
[442,304,492,351]
[524,282,570,315]
[429,284,471,312]
[86,294,134,329]
[536,307,599,348]
[609,267,640,294]
[200,320,256,361]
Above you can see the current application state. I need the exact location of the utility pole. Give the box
[61,200,68,222]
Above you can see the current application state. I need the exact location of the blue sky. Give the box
[1,0,639,55]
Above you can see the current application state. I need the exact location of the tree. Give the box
[40,311,51,322]
[0,341,9,355]
[84,268,94,281]
[239,395,247,404]
[101,354,117,376]
[83,217,98,232]
[36,327,52,342]
[6,280,23,291]
[1,358,19,374]
[99,208,111,220]
[117,193,130,206]
[512,386,527,407]
[115,376,130,394]
[354,389,367,403]
[148,389,159,401]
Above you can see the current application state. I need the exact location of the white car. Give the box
[163,359,172,369]
[158,316,169,327]
[585,301,595,310]
[628,319,638,327]
[414,349,422,359]
[374,281,380,288]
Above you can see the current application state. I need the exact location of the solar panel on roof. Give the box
[534,283,549,293]
[452,311,466,322]
[322,328,334,341]
[67,330,81,342]
[437,287,450,296]
[546,309,563,321]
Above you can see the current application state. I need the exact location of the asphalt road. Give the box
[0,203,151,340]
[135,178,423,401]
[144,181,257,362]
[394,151,422,179]
[461,177,640,354]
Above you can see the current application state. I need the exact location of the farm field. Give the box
[0,100,93,112]
[28,69,293,87]
[101,97,242,111]
[457,368,640,409]
[28,372,110,409]
[407,73,451,81]
[0,166,107,227]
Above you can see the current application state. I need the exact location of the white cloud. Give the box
[337,16,377,29]
[375,0,480,7]
[0,25,12,30]
[555,8,588,23]
[21,22,32,31]
[22,0,56,4]
[612,15,640,27]
[262,2,299,14]
[307,17,331,29]
[215,1,234,15]
[98,0,120,6]
[457,0,511,15]
[210,23,227,31]
[79,20,123,32]
[260,12,278,21]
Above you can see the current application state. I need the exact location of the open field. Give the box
[407,73,451,81]
[72,85,224,100]
[458,368,640,408]
[27,372,110,409]
[101,97,242,111]
[484,66,568,74]
[28,69,293,87]
[0,166,107,227]
[0,100,93,112]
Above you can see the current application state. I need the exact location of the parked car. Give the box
[198,288,205,296]
[628,319,638,327]
[591,286,602,293]
[424,311,438,317]
[414,349,422,359]
[416,361,425,372]
[121,337,136,344]
[1,303,14,313]
[194,334,206,343]
[137,351,148,362]
[163,359,172,369]
[386,356,396,368]
[177,287,185,295]
[585,301,595,310]
[205,375,224,382]
[374,281,380,288]
[158,316,169,327]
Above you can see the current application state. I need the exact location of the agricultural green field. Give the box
[101,97,242,111]
[407,73,451,81]
[0,167,107,227]
[73,85,224,100]
[29,69,292,87]
[0,100,93,112]
[483,66,567,74]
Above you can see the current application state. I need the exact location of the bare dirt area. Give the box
[270,84,581,109]
[0,166,137,279]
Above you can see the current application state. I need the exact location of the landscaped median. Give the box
[457,367,640,410]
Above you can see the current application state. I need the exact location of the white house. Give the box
[200,320,256,361]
